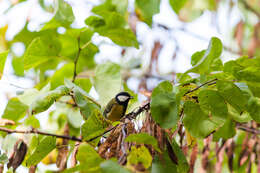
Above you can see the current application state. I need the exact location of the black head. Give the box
[115,92,133,105]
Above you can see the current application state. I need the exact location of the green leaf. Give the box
[216,80,247,113]
[50,63,74,89]
[2,98,28,122]
[0,152,8,164]
[77,144,103,171]
[228,104,252,123]
[74,89,100,120]
[213,118,236,141]
[171,139,189,173]
[81,110,110,145]
[236,67,260,82]
[93,62,122,106]
[100,160,131,173]
[24,33,61,70]
[183,101,218,138]
[12,57,24,76]
[25,116,40,128]
[151,81,179,129]
[169,0,188,14]
[127,146,152,169]
[30,85,70,115]
[74,78,92,93]
[151,152,177,173]
[66,107,84,128]
[42,0,75,29]
[198,89,227,126]
[247,97,260,123]
[85,11,138,48]
[92,0,128,15]
[190,50,206,66]
[185,37,223,75]
[100,28,139,48]
[0,50,9,79]
[26,136,56,166]
[135,0,160,26]
[247,82,260,98]
[125,133,161,152]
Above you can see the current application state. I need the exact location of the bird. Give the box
[103,92,133,122]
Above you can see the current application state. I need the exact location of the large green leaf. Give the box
[85,11,138,48]
[169,0,188,14]
[125,133,161,152]
[247,97,260,123]
[0,50,8,79]
[216,80,247,113]
[81,110,110,145]
[74,89,100,120]
[151,152,177,173]
[24,33,61,70]
[227,104,252,123]
[30,85,70,115]
[26,136,56,166]
[183,101,218,138]
[42,0,75,29]
[93,62,122,106]
[12,57,24,76]
[213,118,236,141]
[198,89,227,126]
[100,160,131,173]
[127,146,152,169]
[135,0,160,26]
[185,37,222,74]
[99,28,139,48]
[50,63,74,89]
[151,81,179,129]
[2,98,28,122]
[92,0,128,15]
[171,138,189,173]
[77,144,103,171]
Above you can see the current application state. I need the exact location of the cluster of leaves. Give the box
[0,0,259,173]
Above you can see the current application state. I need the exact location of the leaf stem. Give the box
[72,37,82,83]
[184,78,218,96]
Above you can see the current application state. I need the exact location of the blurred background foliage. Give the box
[0,0,259,172]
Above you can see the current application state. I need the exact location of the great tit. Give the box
[103,92,133,121]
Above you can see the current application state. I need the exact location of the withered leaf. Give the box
[7,139,27,172]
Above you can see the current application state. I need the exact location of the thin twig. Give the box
[236,125,260,135]
[72,37,82,82]
[0,127,82,142]
[240,0,260,18]
[184,78,217,96]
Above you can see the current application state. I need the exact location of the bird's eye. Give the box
[117,95,129,102]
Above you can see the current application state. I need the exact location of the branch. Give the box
[0,127,82,142]
[240,0,260,19]
[236,124,260,135]
[184,78,218,96]
[124,102,150,120]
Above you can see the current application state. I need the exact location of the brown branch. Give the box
[0,127,82,142]
[236,124,260,135]
[184,78,218,96]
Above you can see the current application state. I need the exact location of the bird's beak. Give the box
[130,96,134,99]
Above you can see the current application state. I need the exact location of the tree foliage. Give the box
[0,0,259,172]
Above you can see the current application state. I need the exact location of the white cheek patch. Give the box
[117,95,129,102]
